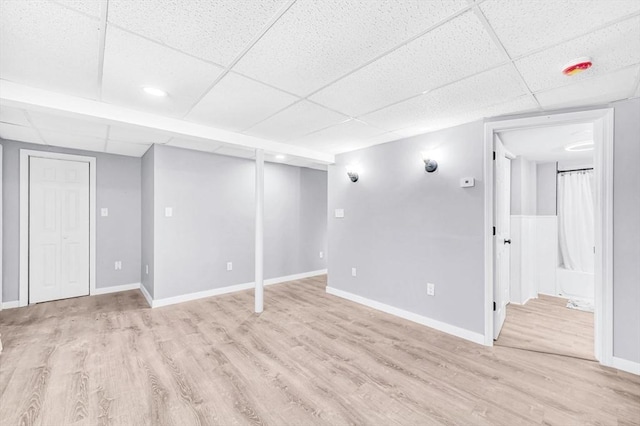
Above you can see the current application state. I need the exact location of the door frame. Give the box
[483,108,614,368]
[19,149,96,307]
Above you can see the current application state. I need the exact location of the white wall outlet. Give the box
[145,264,149,275]
[351,267,357,277]
[319,251,324,259]
[226,262,233,271]
[165,207,173,217]
[427,283,435,296]
[335,209,345,218]
[460,177,475,188]
[114,261,122,270]
[101,208,108,217]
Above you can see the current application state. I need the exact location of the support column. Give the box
[255,149,264,313]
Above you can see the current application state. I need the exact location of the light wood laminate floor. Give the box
[1,276,638,425]
[496,294,595,360]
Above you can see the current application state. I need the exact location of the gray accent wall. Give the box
[536,162,557,216]
[1,139,142,302]
[328,120,485,334]
[611,97,640,363]
[149,144,327,300]
[141,145,155,297]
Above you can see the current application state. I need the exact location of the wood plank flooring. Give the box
[495,295,595,360]
[1,276,638,425]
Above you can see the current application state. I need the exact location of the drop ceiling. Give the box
[0,0,638,167]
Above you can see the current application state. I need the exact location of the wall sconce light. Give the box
[346,165,359,182]
[421,152,438,173]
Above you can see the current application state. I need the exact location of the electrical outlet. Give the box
[165,207,173,217]
[145,265,149,275]
[427,283,435,296]
[226,262,233,271]
[319,251,324,259]
[114,261,122,270]
[351,267,357,277]
[115,261,118,270]
[101,208,108,217]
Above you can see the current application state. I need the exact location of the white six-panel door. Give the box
[29,157,90,303]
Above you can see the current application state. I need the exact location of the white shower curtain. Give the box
[558,170,595,273]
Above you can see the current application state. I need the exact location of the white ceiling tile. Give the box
[0,0,100,98]
[244,101,349,141]
[0,122,45,145]
[101,27,224,117]
[39,129,106,152]
[108,125,172,145]
[55,0,102,18]
[471,95,540,120]
[167,137,222,153]
[515,16,640,93]
[105,140,152,157]
[0,105,31,127]
[185,72,299,132]
[288,119,388,154]
[234,0,469,95]
[535,66,640,109]
[310,11,504,117]
[28,111,109,139]
[480,0,640,58]
[107,0,288,66]
[360,65,527,131]
[214,145,256,159]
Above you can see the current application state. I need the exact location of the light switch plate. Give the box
[460,177,475,188]
[165,207,173,217]
[319,251,324,259]
[101,208,108,217]
[335,209,345,218]
[226,262,233,271]
[351,267,357,277]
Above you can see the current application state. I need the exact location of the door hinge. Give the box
[493,226,496,236]
[493,301,496,311]
[493,151,496,160]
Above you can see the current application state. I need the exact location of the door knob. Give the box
[504,239,511,244]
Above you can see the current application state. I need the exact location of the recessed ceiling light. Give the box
[142,86,168,97]
[276,154,286,160]
[565,141,594,152]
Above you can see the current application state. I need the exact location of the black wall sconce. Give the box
[346,165,360,182]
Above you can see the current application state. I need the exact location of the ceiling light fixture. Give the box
[142,86,168,97]
[565,141,594,152]
[562,57,592,76]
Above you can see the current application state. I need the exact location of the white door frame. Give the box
[19,149,96,307]
[483,108,614,368]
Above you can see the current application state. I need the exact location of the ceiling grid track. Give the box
[181,0,300,119]
[96,0,110,100]
[470,4,542,111]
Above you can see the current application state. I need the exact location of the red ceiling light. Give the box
[562,57,593,76]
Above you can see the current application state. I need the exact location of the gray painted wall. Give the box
[328,120,485,334]
[1,139,141,302]
[611,97,640,363]
[141,145,155,297]
[536,162,557,216]
[150,144,327,300]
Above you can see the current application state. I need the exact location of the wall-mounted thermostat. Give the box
[460,177,475,188]
[335,209,345,218]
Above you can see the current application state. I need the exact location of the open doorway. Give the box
[484,108,614,367]
[495,122,596,359]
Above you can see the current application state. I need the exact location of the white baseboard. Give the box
[265,269,327,286]
[1,300,20,310]
[139,284,153,308]
[146,270,327,309]
[92,282,140,295]
[151,282,255,308]
[611,356,640,375]
[325,286,485,345]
